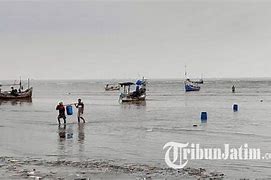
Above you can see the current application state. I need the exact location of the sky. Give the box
[1,0,271,80]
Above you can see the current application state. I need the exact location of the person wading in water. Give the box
[75,99,85,123]
[232,85,236,93]
[56,102,66,125]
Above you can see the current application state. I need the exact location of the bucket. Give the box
[201,112,208,122]
[233,104,238,112]
[66,105,73,115]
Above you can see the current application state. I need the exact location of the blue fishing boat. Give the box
[185,80,201,92]
[184,66,201,92]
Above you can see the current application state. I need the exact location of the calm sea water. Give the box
[1,79,271,179]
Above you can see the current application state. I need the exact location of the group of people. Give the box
[56,99,85,125]
[10,86,22,96]
[131,85,146,98]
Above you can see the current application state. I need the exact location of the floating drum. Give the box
[201,112,208,122]
[66,105,73,115]
[233,104,238,112]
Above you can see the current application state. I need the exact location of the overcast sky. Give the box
[0,0,271,80]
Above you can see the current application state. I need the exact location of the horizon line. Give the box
[2,76,271,81]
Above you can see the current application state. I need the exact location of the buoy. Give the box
[201,112,207,122]
[66,105,73,115]
[233,104,238,112]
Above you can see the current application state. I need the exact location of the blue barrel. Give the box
[201,112,208,122]
[233,104,238,112]
[136,80,142,85]
[66,105,73,115]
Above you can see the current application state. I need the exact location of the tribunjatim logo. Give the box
[163,142,271,169]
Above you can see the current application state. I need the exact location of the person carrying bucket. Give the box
[75,99,85,123]
[56,102,66,125]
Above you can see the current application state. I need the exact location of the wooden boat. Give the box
[119,78,147,103]
[0,78,33,100]
[105,84,120,91]
[0,87,33,100]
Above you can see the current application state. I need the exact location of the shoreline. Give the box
[0,156,224,180]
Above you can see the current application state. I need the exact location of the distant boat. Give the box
[185,80,201,92]
[0,87,33,100]
[184,66,201,92]
[119,78,147,103]
[0,79,33,100]
[105,84,120,91]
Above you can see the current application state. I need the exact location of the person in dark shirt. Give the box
[56,102,66,125]
[75,99,85,123]
[232,85,236,93]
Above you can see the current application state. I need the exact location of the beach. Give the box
[1,79,271,179]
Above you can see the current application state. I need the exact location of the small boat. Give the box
[119,78,147,103]
[0,79,33,100]
[184,66,201,92]
[0,87,33,100]
[105,84,120,91]
[185,80,201,92]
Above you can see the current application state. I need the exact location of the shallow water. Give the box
[1,79,271,179]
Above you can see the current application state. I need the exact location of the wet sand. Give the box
[0,157,224,180]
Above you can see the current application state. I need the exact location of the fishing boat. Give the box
[185,80,201,92]
[0,79,33,100]
[105,84,120,91]
[184,66,201,92]
[119,78,147,103]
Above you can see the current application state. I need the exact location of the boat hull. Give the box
[185,84,200,92]
[0,87,33,100]
[120,93,146,103]
[121,96,146,102]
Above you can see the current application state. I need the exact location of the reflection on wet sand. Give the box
[58,124,66,141]
[57,123,85,159]
[77,123,85,160]
[0,98,32,106]
[78,123,85,143]
[121,101,146,110]
[57,124,67,160]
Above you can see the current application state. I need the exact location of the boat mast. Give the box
[19,76,22,90]
[28,78,30,89]
[184,65,188,80]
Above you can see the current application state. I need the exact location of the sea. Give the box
[0,79,271,179]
